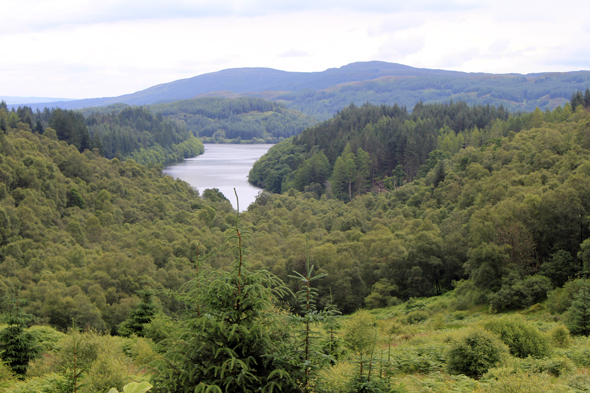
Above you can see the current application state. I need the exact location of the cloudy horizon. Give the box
[1,0,589,100]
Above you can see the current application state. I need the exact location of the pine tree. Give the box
[287,236,339,391]
[152,191,293,392]
[118,290,157,337]
[0,289,38,377]
[567,279,590,336]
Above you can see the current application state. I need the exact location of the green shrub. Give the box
[403,298,426,313]
[547,279,587,315]
[343,309,377,356]
[8,373,69,393]
[554,338,590,367]
[0,360,15,388]
[452,311,468,321]
[446,328,509,378]
[80,344,132,393]
[536,357,575,377]
[483,316,551,358]
[406,310,429,325]
[488,275,552,312]
[391,343,448,374]
[482,368,567,393]
[549,325,572,348]
[505,355,576,377]
[565,281,590,336]
[565,372,590,392]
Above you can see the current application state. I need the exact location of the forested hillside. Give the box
[277,73,590,120]
[249,101,514,195]
[0,125,228,333]
[245,105,590,312]
[0,102,204,166]
[148,97,318,142]
[2,99,590,392]
[84,106,203,164]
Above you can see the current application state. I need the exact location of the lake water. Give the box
[162,144,273,211]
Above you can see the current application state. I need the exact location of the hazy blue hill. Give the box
[9,62,486,110]
[12,61,590,120]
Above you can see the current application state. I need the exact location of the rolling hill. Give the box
[10,61,590,120]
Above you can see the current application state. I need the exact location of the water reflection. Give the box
[163,144,273,211]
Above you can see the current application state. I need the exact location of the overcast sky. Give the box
[1,0,589,100]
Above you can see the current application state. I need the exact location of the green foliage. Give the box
[406,310,429,325]
[481,368,567,393]
[152,196,293,392]
[108,382,153,393]
[287,236,339,389]
[145,97,317,142]
[67,187,86,209]
[540,250,580,287]
[390,343,447,374]
[488,275,552,312]
[547,279,588,315]
[446,328,509,378]
[0,293,38,376]
[342,310,377,356]
[483,316,551,358]
[118,291,157,337]
[549,325,572,348]
[566,279,590,336]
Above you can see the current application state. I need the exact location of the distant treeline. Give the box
[277,73,590,120]
[0,102,203,165]
[148,97,318,142]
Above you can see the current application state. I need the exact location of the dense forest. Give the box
[80,97,318,143]
[277,73,590,120]
[2,96,590,391]
[249,101,515,196]
[149,97,318,142]
[0,102,204,166]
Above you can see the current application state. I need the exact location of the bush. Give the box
[406,310,429,324]
[554,338,590,367]
[488,275,552,312]
[391,343,448,374]
[566,282,590,336]
[446,328,509,378]
[0,361,15,388]
[549,325,572,348]
[482,368,565,393]
[504,355,576,377]
[483,316,551,358]
[404,298,426,313]
[343,309,377,356]
[547,279,587,315]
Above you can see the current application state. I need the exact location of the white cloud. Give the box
[279,50,311,58]
[1,0,590,98]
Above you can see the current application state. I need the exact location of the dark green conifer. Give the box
[118,290,157,337]
[567,278,590,336]
[0,289,38,377]
[152,191,293,392]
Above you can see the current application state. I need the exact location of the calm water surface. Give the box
[163,144,273,211]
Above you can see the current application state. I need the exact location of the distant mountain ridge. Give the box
[9,61,590,119]
[11,61,471,108]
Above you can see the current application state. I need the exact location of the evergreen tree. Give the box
[567,278,590,336]
[118,290,157,337]
[152,191,293,392]
[287,236,339,391]
[33,119,44,134]
[571,91,585,112]
[0,290,38,377]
